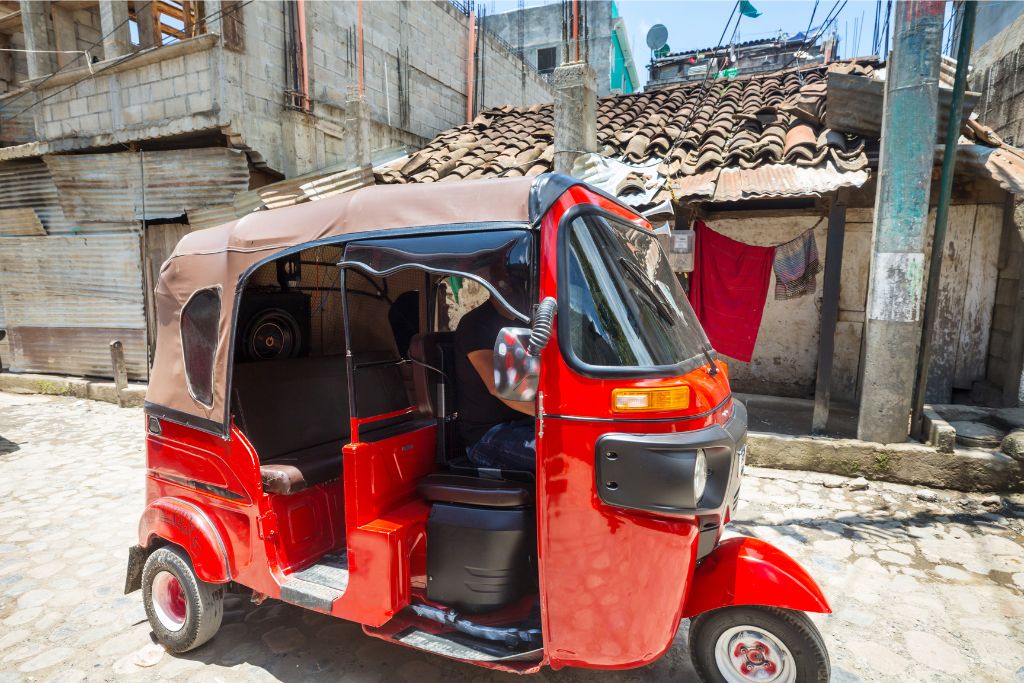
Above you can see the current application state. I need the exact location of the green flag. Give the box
[739,0,761,18]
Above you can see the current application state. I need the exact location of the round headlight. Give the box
[694,449,708,504]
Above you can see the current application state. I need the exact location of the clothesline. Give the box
[687,219,824,362]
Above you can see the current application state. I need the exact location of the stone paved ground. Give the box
[1,391,1023,682]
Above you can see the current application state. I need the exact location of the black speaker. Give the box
[236,290,311,362]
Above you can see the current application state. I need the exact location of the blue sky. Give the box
[485,1,955,88]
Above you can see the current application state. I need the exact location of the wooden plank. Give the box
[839,227,871,312]
[954,203,1003,388]
[924,204,975,402]
[812,196,847,435]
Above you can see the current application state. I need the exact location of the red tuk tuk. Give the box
[127,174,831,680]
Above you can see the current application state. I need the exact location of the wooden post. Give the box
[110,340,128,408]
[812,193,848,435]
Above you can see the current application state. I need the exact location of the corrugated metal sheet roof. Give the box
[672,168,721,199]
[710,162,870,201]
[44,148,251,222]
[185,165,375,230]
[0,234,148,379]
[954,143,1024,196]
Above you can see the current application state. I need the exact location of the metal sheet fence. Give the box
[0,233,148,380]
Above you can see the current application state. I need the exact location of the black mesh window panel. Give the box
[181,288,221,406]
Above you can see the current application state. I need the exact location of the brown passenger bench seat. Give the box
[232,356,350,495]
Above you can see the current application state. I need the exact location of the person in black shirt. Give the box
[454,297,536,471]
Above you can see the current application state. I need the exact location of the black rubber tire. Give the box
[688,606,830,683]
[141,545,224,653]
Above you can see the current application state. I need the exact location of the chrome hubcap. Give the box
[714,625,795,683]
[151,570,188,632]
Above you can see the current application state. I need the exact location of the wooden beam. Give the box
[812,193,848,435]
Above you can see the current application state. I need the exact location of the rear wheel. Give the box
[142,546,224,653]
[688,606,829,683]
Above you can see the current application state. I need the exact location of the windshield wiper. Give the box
[617,257,675,325]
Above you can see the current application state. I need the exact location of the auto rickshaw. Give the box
[127,174,831,681]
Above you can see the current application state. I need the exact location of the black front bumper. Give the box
[594,399,747,519]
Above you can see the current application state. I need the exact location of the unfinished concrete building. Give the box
[0,0,553,380]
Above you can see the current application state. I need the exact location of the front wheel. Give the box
[142,545,224,653]
[688,606,830,683]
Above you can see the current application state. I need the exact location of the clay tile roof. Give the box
[376,59,889,200]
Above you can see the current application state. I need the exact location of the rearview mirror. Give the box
[493,298,557,402]
[493,328,539,402]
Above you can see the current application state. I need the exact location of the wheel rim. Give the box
[714,624,796,683]
[151,570,188,632]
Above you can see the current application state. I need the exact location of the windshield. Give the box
[561,213,711,375]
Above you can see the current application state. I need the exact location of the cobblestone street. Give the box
[0,391,1022,682]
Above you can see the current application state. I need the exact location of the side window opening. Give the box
[537,46,557,73]
[181,287,222,407]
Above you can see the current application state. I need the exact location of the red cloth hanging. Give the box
[688,220,775,362]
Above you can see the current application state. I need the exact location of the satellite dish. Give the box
[646,24,669,52]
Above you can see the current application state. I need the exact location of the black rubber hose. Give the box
[527,297,557,357]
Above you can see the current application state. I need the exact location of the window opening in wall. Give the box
[129,0,207,48]
[181,286,221,407]
[537,46,557,74]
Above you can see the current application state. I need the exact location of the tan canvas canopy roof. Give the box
[147,176,546,432]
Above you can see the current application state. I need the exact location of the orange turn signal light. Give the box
[611,386,690,412]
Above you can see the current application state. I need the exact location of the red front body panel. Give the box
[535,187,736,670]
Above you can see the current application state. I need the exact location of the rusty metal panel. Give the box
[954,143,1024,195]
[185,165,374,231]
[0,208,45,236]
[712,162,870,202]
[0,159,74,234]
[44,148,251,223]
[826,71,978,139]
[0,234,148,380]
[671,168,720,199]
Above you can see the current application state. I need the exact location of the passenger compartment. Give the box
[232,355,349,495]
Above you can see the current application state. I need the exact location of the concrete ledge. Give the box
[921,406,956,453]
[748,432,1024,493]
[0,372,145,408]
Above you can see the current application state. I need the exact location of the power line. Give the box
[2,1,251,126]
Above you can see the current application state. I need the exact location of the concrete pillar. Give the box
[20,0,56,78]
[99,1,132,60]
[136,0,160,48]
[552,61,597,176]
[281,110,317,177]
[0,33,13,91]
[857,1,945,444]
[204,0,223,35]
[344,93,371,168]
[51,4,77,69]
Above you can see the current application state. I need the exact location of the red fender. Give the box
[139,497,232,583]
[682,536,831,618]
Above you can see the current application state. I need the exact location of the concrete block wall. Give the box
[972,46,1024,147]
[34,39,220,145]
[223,0,552,176]
[482,0,614,96]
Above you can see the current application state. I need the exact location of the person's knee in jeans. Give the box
[467,421,536,472]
